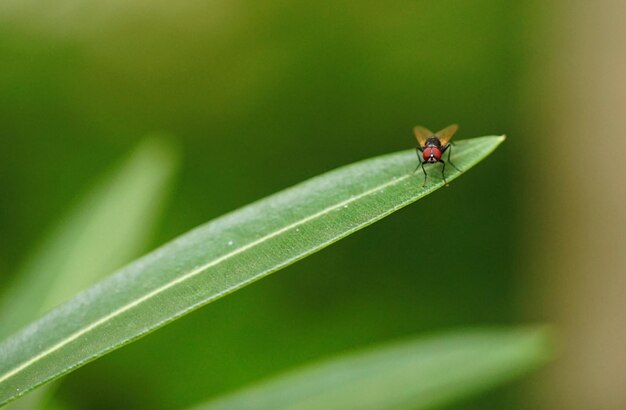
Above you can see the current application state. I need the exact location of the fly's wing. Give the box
[413,126,434,146]
[435,124,459,146]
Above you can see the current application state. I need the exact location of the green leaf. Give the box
[0,137,179,340]
[192,326,552,410]
[0,136,504,406]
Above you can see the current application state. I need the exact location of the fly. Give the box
[413,124,462,186]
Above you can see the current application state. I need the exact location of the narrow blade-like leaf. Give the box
[0,136,504,406]
[193,326,553,410]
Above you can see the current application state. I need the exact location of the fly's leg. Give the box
[414,147,429,186]
[445,144,462,172]
[414,146,430,187]
[413,147,423,173]
[439,160,448,186]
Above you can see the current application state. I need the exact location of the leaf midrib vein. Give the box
[0,171,417,385]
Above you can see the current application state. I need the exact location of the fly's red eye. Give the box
[422,149,431,161]
[431,147,442,161]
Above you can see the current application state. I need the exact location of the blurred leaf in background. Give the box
[0,137,178,338]
[195,326,552,410]
[0,138,178,408]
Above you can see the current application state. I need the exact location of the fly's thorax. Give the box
[424,137,442,149]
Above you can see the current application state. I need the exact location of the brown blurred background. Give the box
[522,1,626,409]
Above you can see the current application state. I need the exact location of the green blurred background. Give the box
[2,1,625,409]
